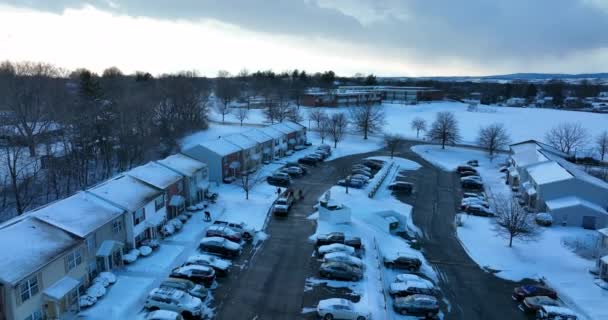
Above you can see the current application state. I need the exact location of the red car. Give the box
[512,285,557,301]
[205,226,242,243]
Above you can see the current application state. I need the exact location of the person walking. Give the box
[204,211,211,221]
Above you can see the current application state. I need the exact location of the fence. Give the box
[373,237,393,320]
[368,161,395,198]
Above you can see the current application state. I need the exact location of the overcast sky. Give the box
[1,0,608,77]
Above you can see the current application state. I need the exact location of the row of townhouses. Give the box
[507,140,608,283]
[0,121,306,320]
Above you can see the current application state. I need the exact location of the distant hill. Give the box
[383,73,608,83]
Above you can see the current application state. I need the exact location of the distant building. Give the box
[301,86,443,107]
[506,97,527,107]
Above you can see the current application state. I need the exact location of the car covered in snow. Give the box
[170,265,216,287]
[459,170,480,178]
[383,253,422,271]
[316,232,345,246]
[160,278,208,300]
[199,236,242,257]
[522,295,561,313]
[536,305,577,320]
[317,298,370,320]
[456,165,476,173]
[362,159,383,170]
[350,174,370,182]
[535,213,553,227]
[461,179,484,190]
[467,160,479,167]
[512,285,558,301]
[395,274,434,287]
[463,204,494,217]
[281,166,304,177]
[392,294,439,317]
[323,252,364,269]
[463,192,485,199]
[389,280,438,297]
[213,220,255,240]
[205,225,242,243]
[319,262,363,281]
[273,192,295,215]
[146,310,184,320]
[461,175,482,183]
[144,288,202,318]
[186,254,231,276]
[460,198,489,209]
[318,243,356,257]
[337,179,365,189]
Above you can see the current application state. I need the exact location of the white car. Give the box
[144,288,202,318]
[323,252,364,269]
[395,274,434,287]
[213,220,255,239]
[350,174,370,182]
[317,298,370,320]
[186,253,232,275]
[146,310,184,320]
[283,166,303,176]
[318,243,355,257]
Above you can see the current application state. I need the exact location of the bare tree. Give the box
[384,134,405,158]
[492,195,540,247]
[477,123,511,159]
[286,105,303,123]
[308,109,327,129]
[319,117,330,144]
[215,75,239,123]
[234,107,249,126]
[1,144,40,216]
[410,117,427,139]
[328,113,348,148]
[349,104,385,139]
[427,111,461,149]
[596,130,608,161]
[544,122,589,155]
[237,170,264,200]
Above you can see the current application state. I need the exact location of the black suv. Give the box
[267,175,290,187]
[384,254,422,271]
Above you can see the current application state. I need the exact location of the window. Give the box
[86,236,96,254]
[66,249,82,271]
[133,208,145,226]
[24,309,42,320]
[154,195,164,212]
[19,275,39,303]
[112,218,122,234]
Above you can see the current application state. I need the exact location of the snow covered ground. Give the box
[411,145,606,320]
[307,156,442,319]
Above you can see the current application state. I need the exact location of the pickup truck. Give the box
[273,190,295,215]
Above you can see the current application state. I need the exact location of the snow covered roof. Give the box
[128,162,183,190]
[598,228,608,238]
[88,175,162,212]
[546,196,607,214]
[0,217,79,285]
[241,129,273,143]
[43,276,80,300]
[257,126,285,139]
[281,121,305,131]
[270,122,298,134]
[223,134,257,149]
[541,151,608,191]
[526,161,573,185]
[510,143,549,167]
[31,191,125,238]
[197,138,242,156]
[157,154,207,177]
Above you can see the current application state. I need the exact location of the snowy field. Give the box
[209,101,608,151]
[411,145,606,320]
[307,156,443,319]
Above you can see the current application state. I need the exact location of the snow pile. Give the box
[139,246,152,257]
[87,283,107,298]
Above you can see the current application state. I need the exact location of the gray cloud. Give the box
[3,0,608,72]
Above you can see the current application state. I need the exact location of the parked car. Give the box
[351,169,373,178]
[344,237,362,249]
[146,310,184,320]
[317,298,370,320]
[461,179,484,190]
[388,182,414,194]
[460,198,489,209]
[536,305,577,320]
[362,160,383,170]
[324,252,364,269]
[392,294,439,317]
[298,156,318,166]
[316,232,345,246]
[205,225,242,243]
[318,243,356,257]
[282,166,304,177]
[394,274,434,287]
[185,254,231,276]
[309,153,324,161]
[384,254,422,271]
[459,170,479,178]
[144,288,202,318]
[199,236,242,257]
[352,164,372,171]
[463,192,485,199]
[319,262,363,281]
[389,280,438,297]
[337,179,365,189]
[463,204,494,217]
[170,265,216,287]
[467,160,479,167]
[522,295,561,313]
[267,174,291,187]
[512,285,558,301]
[350,174,370,182]
[461,176,482,183]
[318,144,331,152]
[213,220,255,240]
[160,278,208,300]
[456,165,476,173]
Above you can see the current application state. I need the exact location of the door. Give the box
[582,216,597,230]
